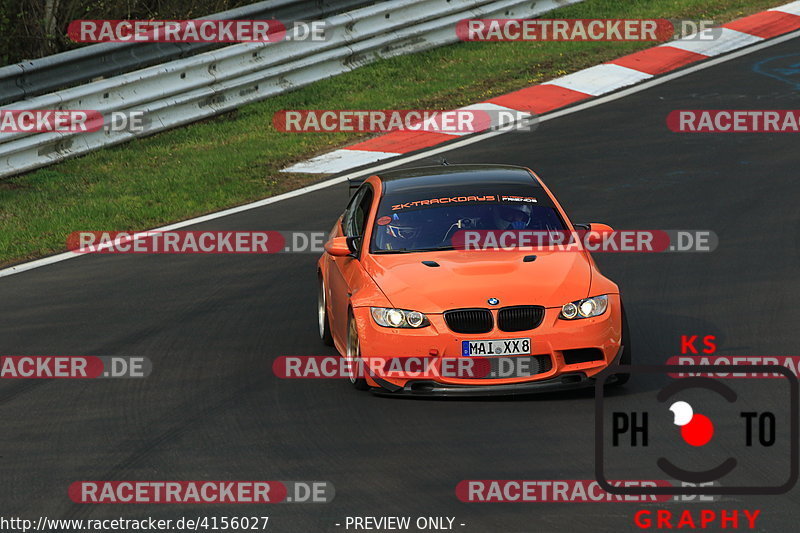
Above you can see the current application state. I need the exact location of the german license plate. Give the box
[462,338,531,356]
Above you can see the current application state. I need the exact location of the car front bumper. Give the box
[370,362,625,397]
[352,294,624,394]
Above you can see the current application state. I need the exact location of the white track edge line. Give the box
[2,27,799,280]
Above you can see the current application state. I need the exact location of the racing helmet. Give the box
[385,213,422,241]
[493,203,533,230]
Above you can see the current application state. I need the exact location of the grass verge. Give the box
[0,0,788,266]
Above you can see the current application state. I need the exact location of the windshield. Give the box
[370,202,566,253]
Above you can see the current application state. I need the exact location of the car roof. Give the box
[375,164,539,194]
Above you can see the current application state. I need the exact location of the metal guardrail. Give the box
[0,0,374,105]
[0,0,582,179]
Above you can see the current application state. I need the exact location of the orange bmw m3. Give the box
[317,164,630,396]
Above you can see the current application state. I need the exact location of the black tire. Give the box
[346,310,370,390]
[611,305,632,386]
[317,275,334,346]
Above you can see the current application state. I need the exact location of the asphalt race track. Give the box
[2,36,800,532]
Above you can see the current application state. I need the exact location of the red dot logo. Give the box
[670,401,714,447]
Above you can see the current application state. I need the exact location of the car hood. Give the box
[362,250,592,313]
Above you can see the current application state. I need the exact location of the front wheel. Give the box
[346,311,370,390]
[317,276,334,346]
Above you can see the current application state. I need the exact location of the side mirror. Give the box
[584,223,614,246]
[325,236,356,257]
[588,223,613,232]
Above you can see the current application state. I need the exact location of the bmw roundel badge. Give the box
[488,298,500,305]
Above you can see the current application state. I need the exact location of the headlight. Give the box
[561,302,578,319]
[560,295,608,320]
[370,307,430,328]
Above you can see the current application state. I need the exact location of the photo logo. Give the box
[654,378,739,484]
[669,401,714,447]
[596,364,798,495]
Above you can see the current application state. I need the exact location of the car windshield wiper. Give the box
[374,248,417,254]
[418,245,455,252]
[375,245,455,254]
